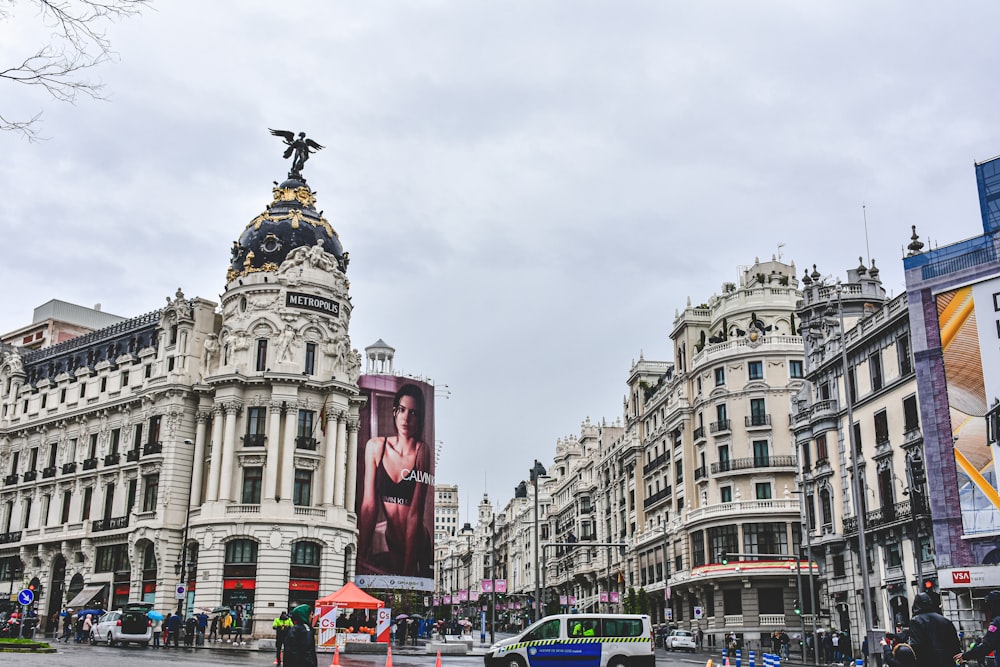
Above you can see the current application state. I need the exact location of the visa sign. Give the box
[939,567,1000,588]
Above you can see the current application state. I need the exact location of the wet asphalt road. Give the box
[11,637,714,667]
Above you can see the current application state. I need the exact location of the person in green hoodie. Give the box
[281,605,316,667]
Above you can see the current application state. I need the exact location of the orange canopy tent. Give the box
[315,581,385,609]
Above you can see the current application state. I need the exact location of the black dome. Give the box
[228,177,345,282]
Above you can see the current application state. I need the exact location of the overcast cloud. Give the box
[2,1,998,521]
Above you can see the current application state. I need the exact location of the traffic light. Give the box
[910,454,926,487]
[923,577,937,592]
[793,600,801,615]
[718,550,729,565]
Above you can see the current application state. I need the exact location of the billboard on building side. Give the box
[936,279,1000,534]
[355,375,435,591]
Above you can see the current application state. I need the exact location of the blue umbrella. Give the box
[77,609,104,618]
[147,610,164,621]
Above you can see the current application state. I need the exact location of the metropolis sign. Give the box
[286,292,340,316]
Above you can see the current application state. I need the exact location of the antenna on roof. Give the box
[862,203,871,266]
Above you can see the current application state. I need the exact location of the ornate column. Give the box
[333,412,348,508]
[280,403,298,502]
[190,411,211,506]
[322,409,339,506]
[217,401,241,502]
[345,418,359,511]
[264,401,283,502]
[206,404,225,502]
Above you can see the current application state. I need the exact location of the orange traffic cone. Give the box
[385,644,393,667]
[330,645,340,667]
[435,649,443,667]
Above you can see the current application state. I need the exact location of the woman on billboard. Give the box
[358,383,433,577]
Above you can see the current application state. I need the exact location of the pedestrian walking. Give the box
[957,590,1000,666]
[163,612,172,646]
[74,614,84,643]
[907,592,960,667]
[167,611,182,648]
[780,629,791,659]
[59,612,73,642]
[282,605,317,667]
[274,610,292,664]
[208,614,220,642]
[152,616,161,647]
[82,614,93,643]
[231,610,245,645]
[184,614,198,646]
[196,612,208,645]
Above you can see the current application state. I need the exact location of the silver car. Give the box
[90,602,153,647]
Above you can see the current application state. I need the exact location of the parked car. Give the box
[665,629,697,652]
[90,602,153,647]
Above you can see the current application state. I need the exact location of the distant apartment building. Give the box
[630,257,808,645]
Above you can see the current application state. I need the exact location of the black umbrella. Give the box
[211,606,231,614]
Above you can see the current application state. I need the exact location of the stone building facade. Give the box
[0,166,364,636]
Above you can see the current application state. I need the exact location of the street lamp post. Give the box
[530,460,546,622]
[176,438,195,619]
[835,285,875,650]
[490,512,496,645]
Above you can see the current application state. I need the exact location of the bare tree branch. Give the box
[1,0,150,140]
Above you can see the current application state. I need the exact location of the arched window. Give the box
[225,539,258,564]
[819,488,833,527]
[292,542,320,567]
[288,541,322,608]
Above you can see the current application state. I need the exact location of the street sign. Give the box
[175,583,186,599]
[694,606,704,619]
[17,589,34,606]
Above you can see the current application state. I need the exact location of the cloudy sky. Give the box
[2,1,999,524]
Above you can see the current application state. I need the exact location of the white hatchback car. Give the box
[90,602,153,647]
[665,629,697,652]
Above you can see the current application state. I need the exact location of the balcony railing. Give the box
[687,498,801,523]
[243,434,266,447]
[643,451,669,476]
[61,462,77,474]
[710,419,731,434]
[694,465,708,480]
[2,474,16,486]
[693,426,706,441]
[22,470,37,482]
[843,498,930,535]
[746,414,772,427]
[0,531,22,544]
[142,441,162,455]
[42,466,56,479]
[104,453,121,466]
[643,487,672,509]
[295,436,318,450]
[82,458,98,470]
[760,614,787,626]
[92,516,129,532]
[711,455,797,474]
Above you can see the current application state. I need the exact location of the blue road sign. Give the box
[17,588,34,605]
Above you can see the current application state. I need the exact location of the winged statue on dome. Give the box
[269,129,324,179]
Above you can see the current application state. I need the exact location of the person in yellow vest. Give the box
[273,610,293,665]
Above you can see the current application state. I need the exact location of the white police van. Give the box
[485,613,655,667]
